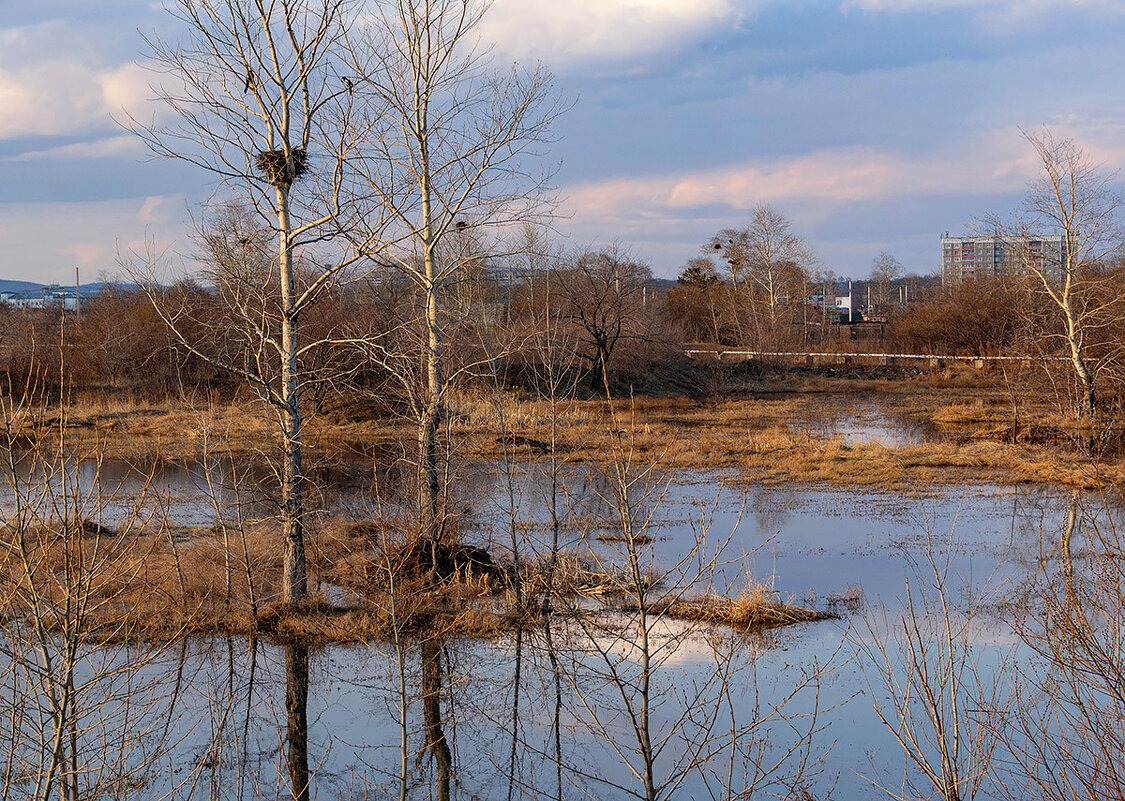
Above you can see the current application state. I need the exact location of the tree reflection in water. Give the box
[285,642,310,801]
[421,637,454,801]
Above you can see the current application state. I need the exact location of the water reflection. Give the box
[788,397,940,447]
[2,447,1123,799]
[421,637,453,801]
[285,642,310,801]
[2,447,1116,614]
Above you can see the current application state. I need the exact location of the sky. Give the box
[3,0,1125,283]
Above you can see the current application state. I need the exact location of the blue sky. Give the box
[3,0,1125,283]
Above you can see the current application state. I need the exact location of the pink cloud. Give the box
[58,242,104,266]
[562,124,1125,230]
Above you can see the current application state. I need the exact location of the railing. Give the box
[685,349,1066,365]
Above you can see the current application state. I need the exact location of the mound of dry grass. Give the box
[653,596,826,631]
[649,581,828,632]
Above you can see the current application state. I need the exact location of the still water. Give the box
[1,453,1119,800]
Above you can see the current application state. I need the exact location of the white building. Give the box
[0,287,78,311]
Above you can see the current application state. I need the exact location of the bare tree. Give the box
[552,247,654,391]
[543,393,831,801]
[347,0,563,565]
[998,129,1124,424]
[0,382,178,801]
[710,204,814,346]
[870,251,904,313]
[986,491,1125,801]
[860,526,1006,801]
[130,0,377,603]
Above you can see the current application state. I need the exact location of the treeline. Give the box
[5,229,1125,416]
[0,248,680,404]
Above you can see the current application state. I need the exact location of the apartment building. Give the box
[940,233,1065,287]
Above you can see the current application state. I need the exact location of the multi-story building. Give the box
[941,233,1065,287]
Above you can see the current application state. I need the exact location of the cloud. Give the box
[99,62,151,117]
[565,140,1014,220]
[0,23,152,140]
[0,60,152,139]
[842,0,1125,24]
[0,196,186,284]
[559,122,1125,238]
[60,242,104,267]
[138,195,168,224]
[477,0,746,75]
[844,0,1110,9]
[3,135,143,162]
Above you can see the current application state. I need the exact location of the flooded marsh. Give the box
[0,444,1120,800]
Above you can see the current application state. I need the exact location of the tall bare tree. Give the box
[710,204,814,346]
[999,129,1124,423]
[870,251,904,312]
[348,0,562,564]
[130,0,376,602]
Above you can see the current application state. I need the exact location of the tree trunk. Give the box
[421,638,453,801]
[419,221,445,571]
[1062,491,1079,607]
[419,384,442,569]
[285,642,310,801]
[277,185,307,603]
[590,342,610,392]
[414,69,448,572]
[1065,318,1096,423]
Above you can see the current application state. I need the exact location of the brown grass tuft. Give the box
[650,582,828,632]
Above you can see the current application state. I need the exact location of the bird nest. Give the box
[254,147,307,187]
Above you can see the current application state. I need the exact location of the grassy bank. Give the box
[42,376,1125,490]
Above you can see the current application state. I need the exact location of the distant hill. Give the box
[0,280,48,295]
[0,280,140,296]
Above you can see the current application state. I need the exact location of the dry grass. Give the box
[596,533,654,545]
[0,516,537,644]
[24,377,1125,491]
[646,582,827,632]
[517,550,658,601]
[81,597,528,643]
[653,596,826,631]
[825,584,865,614]
[1,521,827,643]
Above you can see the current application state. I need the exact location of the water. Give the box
[779,395,943,447]
[1,450,1119,800]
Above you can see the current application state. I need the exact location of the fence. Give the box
[684,349,1064,369]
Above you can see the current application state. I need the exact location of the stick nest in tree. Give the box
[254,148,307,187]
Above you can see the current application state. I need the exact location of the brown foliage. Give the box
[889,278,1028,356]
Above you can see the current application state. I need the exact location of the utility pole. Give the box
[75,266,81,320]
